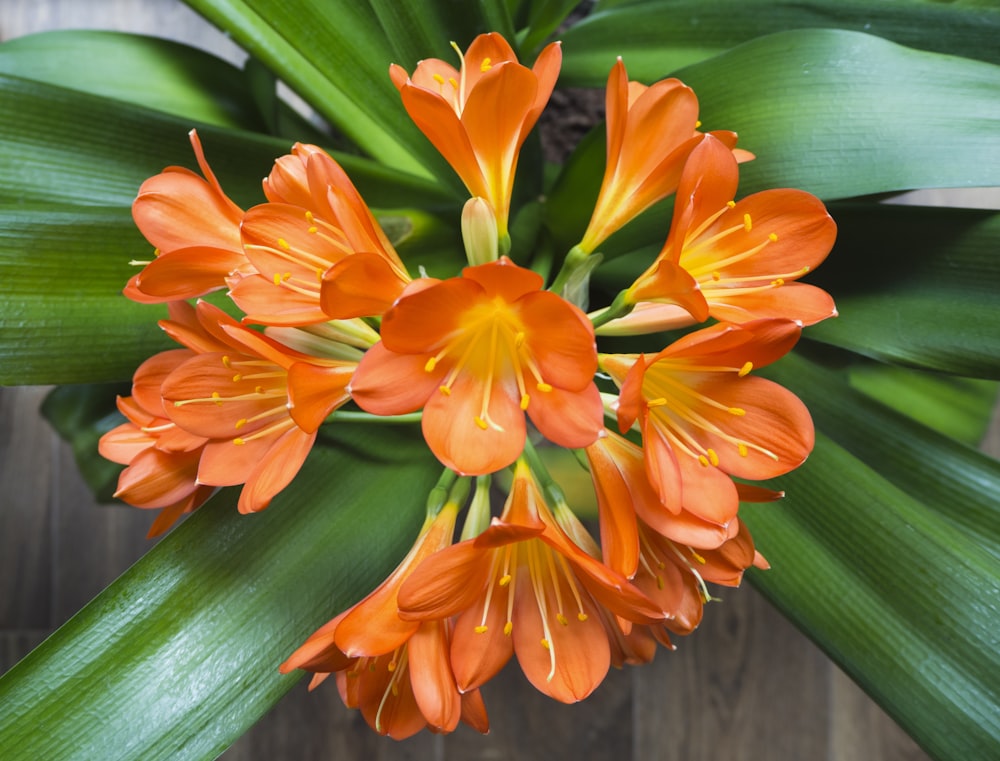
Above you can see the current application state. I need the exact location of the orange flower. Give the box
[229,143,411,324]
[126,130,248,303]
[601,320,813,529]
[280,503,490,739]
[607,134,837,334]
[99,342,215,537]
[578,59,748,255]
[157,301,356,513]
[390,33,561,241]
[349,257,603,475]
[397,462,664,703]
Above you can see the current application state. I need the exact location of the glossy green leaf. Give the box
[743,427,1000,761]
[0,30,268,130]
[182,0,459,181]
[807,205,1000,378]
[566,0,1000,83]
[771,352,1000,558]
[0,73,452,210]
[0,423,437,760]
[847,362,999,446]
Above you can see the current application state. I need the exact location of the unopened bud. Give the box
[461,197,499,266]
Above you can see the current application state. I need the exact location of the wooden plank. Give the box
[0,387,55,630]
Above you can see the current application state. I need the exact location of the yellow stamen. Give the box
[727,200,736,208]
[743,213,752,232]
[480,57,492,72]
[277,238,290,250]
[729,407,746,416]
[536,382,552,393]
[540,639,551,650]
[474,416,488,430]
[707,448,720,467]
[504,621,513,636]
[235,418,247,429]
[769,232,779,242]
[474,625,488,634]
[739,361,753,377]
[424,357,437,372]
[448,76,459,89]
[520,393,530,410]
[432,73,445,84]
[698,455,710,467]
[499,574,512,587]
[577,613,588,622]
[738,442,749,457]
[556,613,569,626]
[222,356,231,368]
[439,385,451,396]
[712,271,721,281]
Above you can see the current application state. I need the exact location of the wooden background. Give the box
[1,1,979,758]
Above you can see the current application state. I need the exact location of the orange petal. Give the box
[407,620,462,733]
[286,361,354,433]
[709,282,837,327]
[450,600,515,693]
[462,256,543,302]
[514,289,597,386]
[237,427,316,513]
[320,252,408,319]
[397,541,494,620]
[130,246,247,301]
[114,446,201,509]
[350,342,442,416]
[526,382,603,449]
[421,369,525,475]
[228,272,327,326]
[628,258,709,322]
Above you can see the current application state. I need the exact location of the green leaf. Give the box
[807,205,1000,379]
[0,72,452,210]
[0,206,174,384]
[0,423,437,760]
[566,0,1000,83]
[0,30,269,130]
[772,352,1000,558]
[182,0,461,182]
[743,427,1000,761]
[847,362,999,446]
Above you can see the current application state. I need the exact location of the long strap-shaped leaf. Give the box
[0,424,437,760]
[562,0,1000,83]
[745,351,1000,759]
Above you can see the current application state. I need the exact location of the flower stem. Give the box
[521,438,567,507]
[323,410,422,425]
[589,289,634,329]
[548,244,590,296]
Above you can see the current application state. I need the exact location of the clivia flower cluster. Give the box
[100,33,836,738]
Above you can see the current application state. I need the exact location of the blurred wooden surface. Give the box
[0,1,954,759]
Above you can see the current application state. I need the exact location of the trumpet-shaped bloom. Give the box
[158,301,356,513]
[350,257,603,475]
[126,130,248,303]
[602,320,813,528]
[99,342,215,537]
[280,504,490,739]
[608,135,837,333]
[227,142,411,324]
[578,59,748,255]
[397,462,664,703]
[390,33,561,239]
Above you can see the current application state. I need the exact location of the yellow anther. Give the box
[698,455,710,467]
[235,418,247,429]
[315,268,323,282]
[499,574,512,587]
[712,271,721,281]
[448,77,459,89]
[656,574,665,590]
[474,625,488,634]
[771,278,785,287]
[504,621,513,636]
[283,272,292,281]
[556,613,569,626]
[305,211,314,223]
[222,355,231,368]
[536,382,553,393]
[480,57,492,72]
[738,442,749,457]
[273,273,282,285]
[255,386,264,394]
[232,374,242,383]
[234,437,246,446]
[739,361,753,377]
[690,549,707,564]
[577,613,588,622]
[695,119,702,128]
[424,357,438,372]
[727,200,736,208]
[391,684,399,697]
[707,448,720,467]
[387,660,397,673]
[743,213,753,232]
[520,394,530,411]
[769,232,779,242]
[474,416,489,430]
[211,391,222,406]
[514,331,526,348]
[277,238,290,250]
[307,226,318,234]
[432,73,445,85]
[729,407,746,416]
[647,397,668,407]
[439,385,451,396]
[540,639,551,650]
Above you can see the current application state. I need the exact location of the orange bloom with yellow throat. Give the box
[390,33,561,242]
[350,257,604,475]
